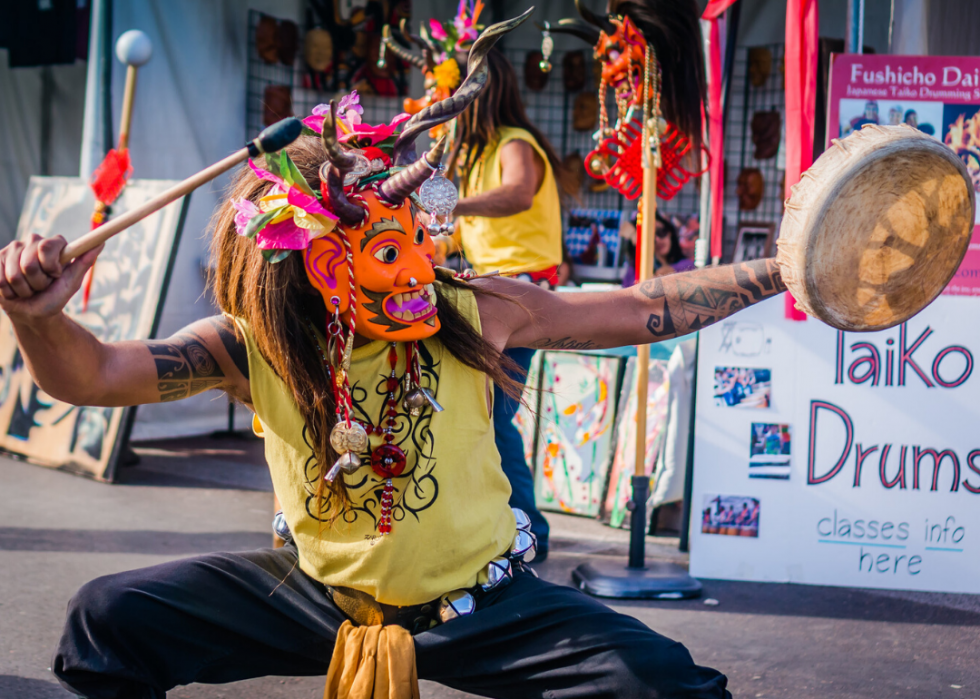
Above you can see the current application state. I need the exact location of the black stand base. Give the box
[572,558,702,599]
[574,475,702,600]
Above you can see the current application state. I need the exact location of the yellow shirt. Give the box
[237,285,516,606]
[458,126,562,275]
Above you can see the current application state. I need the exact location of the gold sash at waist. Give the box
[324,620,419,699]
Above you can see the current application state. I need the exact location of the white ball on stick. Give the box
[115,30,153,67]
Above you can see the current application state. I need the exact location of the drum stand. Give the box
[573,107,702,601]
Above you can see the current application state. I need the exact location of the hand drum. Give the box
[777,124,976,331]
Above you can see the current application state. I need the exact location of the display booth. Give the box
[690,52,980,594]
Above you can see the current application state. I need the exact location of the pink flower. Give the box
[232,198,260,236]
[255,218,313,251]
[302,94,410,147]
[341,112,411,145]
[429,19,447,40]
[244,159,337,251]
[337,91,364,118]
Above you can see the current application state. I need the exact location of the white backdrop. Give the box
[690,296,980,594]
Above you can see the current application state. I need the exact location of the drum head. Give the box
[777,125,975,331]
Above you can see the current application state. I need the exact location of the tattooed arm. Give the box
[474,258,787,351]
[8,313,250,407]
[0,235,250,406]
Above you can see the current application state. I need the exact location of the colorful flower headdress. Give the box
[379,0,487,111]
[233,91,417,259]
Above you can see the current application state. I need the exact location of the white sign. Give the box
[689,296,980,593]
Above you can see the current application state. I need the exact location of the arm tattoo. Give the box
[638,259,786,340]
[530,336,598,351]
[146,331,225,402]
[207,316,249,380]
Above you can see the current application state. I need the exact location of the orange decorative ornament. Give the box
[593,16,646,90]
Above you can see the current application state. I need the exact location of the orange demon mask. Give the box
[304,191,440,342]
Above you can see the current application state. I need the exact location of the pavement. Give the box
[1,435,979,699]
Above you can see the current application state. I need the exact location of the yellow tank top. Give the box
[237,286,515,606]
[458,126,562,275]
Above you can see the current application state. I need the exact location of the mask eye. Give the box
[373,245,399,264]
[414,227,425,245]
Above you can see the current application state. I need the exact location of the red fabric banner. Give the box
[702,0,739,21]
[706,17,725,261]
[783,0,819,320]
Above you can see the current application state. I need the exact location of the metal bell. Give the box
[444,221,455,234]
[512,507,532,532]
[481,556,513,592]
[417,387,444,413]
[272,510,292,542]
[326,451,362,482]
[510,529,537,563]
[438,589,476,622]
[402,388,427,417]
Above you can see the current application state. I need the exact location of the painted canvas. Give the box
[0,177,187,481]
[513,351,542,469]
[604,357,670,528]
[534,352,622,517]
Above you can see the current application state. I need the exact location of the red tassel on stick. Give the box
[83,149,133,310]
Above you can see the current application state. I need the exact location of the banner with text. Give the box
[828,53,980,295]
[690,296,979,593]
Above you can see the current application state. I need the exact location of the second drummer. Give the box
[449,48,575,560]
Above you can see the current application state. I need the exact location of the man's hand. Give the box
[0,234,102,322]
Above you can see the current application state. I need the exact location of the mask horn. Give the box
[576,0,615,34]
[382,26,427,70]
[378,136,447,205]
[540,18,601,45]
[399,18,438,70]
[318,101,366,228]
[391,7,534,166]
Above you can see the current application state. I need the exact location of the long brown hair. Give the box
[449,48,577,198]
[209,135,522,519]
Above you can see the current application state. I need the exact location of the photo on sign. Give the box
[732,222,775,263]
[943,103,980,223]
[749,422,791,479]
[838,98,942,139]
[713,367,771,408]
[702,495,760,538]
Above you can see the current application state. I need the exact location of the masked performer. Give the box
[0,13,784,699]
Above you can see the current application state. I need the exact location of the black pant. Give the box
[52,546,731,699]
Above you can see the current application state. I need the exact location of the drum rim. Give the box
[794,127,976,332]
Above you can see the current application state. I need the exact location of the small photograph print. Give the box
[713,367,772,408]
[839,98,942,138]
[749,423,791,479]
[943,104,980,222]
[702,495,760,538]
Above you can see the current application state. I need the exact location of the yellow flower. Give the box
[433,58,461,91]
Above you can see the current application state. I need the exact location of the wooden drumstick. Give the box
[61,117,304,265]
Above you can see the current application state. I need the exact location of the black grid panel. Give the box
[722,43,786,262]
[247,9,409,142]
[504,45,702,272]
[245,17,703,273]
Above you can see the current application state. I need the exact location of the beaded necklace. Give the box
[308,321,443,535]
